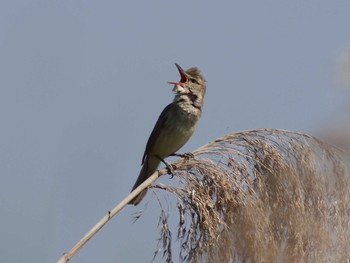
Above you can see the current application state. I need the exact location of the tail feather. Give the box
[129,156,160,205]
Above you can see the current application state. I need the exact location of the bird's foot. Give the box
[156,155,177,178]
[166,163,177,178]
[171,152,194,160]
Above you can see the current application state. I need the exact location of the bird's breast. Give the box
[150,105,199,158]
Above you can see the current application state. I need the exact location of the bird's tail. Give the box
[129,156,160,205]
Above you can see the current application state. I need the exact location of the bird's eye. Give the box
[189,78,198,84]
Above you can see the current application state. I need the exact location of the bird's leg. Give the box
[170,152,195,159]
[155,155,176,178]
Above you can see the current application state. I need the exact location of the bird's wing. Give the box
[141,103,173,164]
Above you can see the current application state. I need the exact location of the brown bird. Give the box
[129,63,206,205]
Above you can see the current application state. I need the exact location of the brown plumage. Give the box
[129,64,206,205]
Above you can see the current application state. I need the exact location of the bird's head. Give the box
[168,63,206,109]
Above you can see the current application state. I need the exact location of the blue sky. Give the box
[0,1,349,262]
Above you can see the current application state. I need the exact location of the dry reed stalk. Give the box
[148,129,350,263]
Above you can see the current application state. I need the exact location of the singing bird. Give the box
[129,63,206,205]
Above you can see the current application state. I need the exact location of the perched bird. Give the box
[129,63,206,205]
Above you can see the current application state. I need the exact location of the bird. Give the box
[129,63,206,205]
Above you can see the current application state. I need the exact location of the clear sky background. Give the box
[1,1,349,263]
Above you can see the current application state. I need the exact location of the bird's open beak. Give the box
[167,63,187,86]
